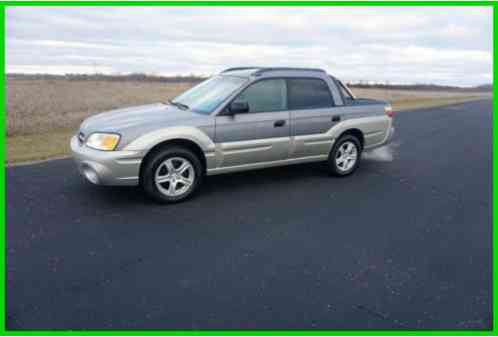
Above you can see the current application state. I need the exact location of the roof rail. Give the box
[221,67,262,73]
[254,67,326,75]
[222,67,327,75]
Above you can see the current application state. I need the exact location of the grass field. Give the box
[7,78,490,164]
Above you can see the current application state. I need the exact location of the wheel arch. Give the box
[337,128,364,150]
[139,138,207,184]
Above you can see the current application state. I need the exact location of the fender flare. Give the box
[123,126,216,154]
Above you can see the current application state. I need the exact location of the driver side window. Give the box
[233,79,287,113]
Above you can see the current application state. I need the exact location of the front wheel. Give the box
[141,146,203,203]
[327,135,361,176]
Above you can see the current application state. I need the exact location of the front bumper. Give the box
[70,136,144,186]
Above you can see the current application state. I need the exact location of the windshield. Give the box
[173,75,248,114]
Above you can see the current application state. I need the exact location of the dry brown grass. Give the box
[6,78,491,164]
[7,79,193,136]
[353,87,486,99]
[353,87,490,110]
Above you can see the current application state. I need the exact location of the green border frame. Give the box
[1,1,495,335]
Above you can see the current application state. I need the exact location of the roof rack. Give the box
[222,67,327,75]
[221,67,262,73]
[254,67,326,75]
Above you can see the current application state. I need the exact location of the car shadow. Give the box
[81,160,381,207]
[82,162,328,205]
[202,162,328,192]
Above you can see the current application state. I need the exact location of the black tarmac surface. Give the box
[7,100,492,330]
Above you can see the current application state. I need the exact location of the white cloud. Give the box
[6,64,115,74]
[5,6,492,85]
[32,39,121,50]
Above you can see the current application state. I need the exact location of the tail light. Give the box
[385,105,394,118]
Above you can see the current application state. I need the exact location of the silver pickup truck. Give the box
[71,67,395,203]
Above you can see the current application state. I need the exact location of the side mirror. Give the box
[228,101,249,114]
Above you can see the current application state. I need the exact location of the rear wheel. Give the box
[141,147,203,203]
[327,135,361,176]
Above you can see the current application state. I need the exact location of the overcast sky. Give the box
[6,7,493,86]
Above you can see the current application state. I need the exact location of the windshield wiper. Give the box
[167,99,189,110]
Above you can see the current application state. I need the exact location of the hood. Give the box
[79,103,205,135]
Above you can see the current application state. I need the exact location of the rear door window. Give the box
[287,78,334,110]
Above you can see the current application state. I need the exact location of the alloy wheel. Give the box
[154,157,195,197]
[335,141,358,172]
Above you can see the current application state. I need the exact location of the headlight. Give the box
[86,133,120,151]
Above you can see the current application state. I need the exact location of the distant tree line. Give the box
[7,73,492,92]
[7,73,206,83]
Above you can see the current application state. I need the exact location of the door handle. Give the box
[332,115,341,122]
[274,120,286,127]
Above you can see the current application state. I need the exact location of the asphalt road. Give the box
[7,100,492,330]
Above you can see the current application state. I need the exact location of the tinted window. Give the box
[287,78,334,110]
[336,79,355,105]
[233,79,286,113]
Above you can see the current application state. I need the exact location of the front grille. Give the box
[78,132,85,145]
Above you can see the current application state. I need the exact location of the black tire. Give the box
[141,146,203,204]
[327,134,362,176]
